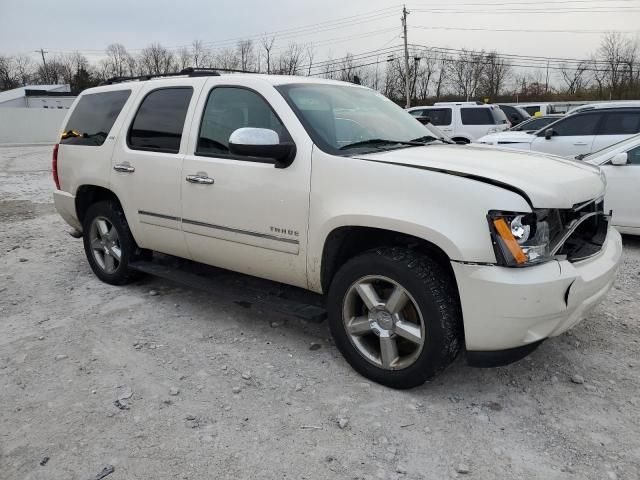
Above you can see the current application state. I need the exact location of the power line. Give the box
[412,25,638,35]
[411,6,640,14]
[411,0,640,6]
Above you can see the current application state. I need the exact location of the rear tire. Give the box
[82,201,141,285]
[327,247,463,389]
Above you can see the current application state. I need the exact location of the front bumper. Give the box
[452,227,622,354]
[53,189,81,231]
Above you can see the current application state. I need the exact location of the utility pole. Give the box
[401,5,411,108]
[35,48,49,84]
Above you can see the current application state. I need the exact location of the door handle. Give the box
[186,174,214,185]
[113,163,135,173]
[573,142,588,146]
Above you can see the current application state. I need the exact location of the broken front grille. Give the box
[549,197,609,262]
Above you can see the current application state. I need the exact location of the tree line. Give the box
[0,33,638,103]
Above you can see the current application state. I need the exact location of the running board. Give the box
[129,254,327,323]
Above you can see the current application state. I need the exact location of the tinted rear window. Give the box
[128,88,193,153]
[461,108,495,125]
[424,108,452,125]
[60,90,131,146]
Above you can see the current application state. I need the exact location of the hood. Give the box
[355,144,605,209]
[476,131,535,145]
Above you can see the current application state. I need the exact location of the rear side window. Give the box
[128,88,193,153]
[551,113,601,136]
[461,108,494,125]
[60,90,130,146]
[425,108,452,125]
[409,109,425,117]
[599,112,640,135]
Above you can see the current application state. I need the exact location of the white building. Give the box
[0,84,76,109]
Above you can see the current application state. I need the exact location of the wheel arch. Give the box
[75,184,124,226]
[319,224,458,295]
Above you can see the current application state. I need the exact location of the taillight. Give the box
[52,143,60,190]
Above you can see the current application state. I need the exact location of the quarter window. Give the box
[128,88,193,153]
[550,113,600,136]
[461,108,494,125]
[599,112,640,135]
[60,90,131,146]
[197,87,285,157]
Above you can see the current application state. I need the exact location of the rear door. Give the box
[529,112,601,157]
[460,107,496,140]
[109,80,203,258]
[602,144,640,230]
[591,110,640,152]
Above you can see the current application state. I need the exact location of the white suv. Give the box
[53,70,622,388]
[407,102,510,143]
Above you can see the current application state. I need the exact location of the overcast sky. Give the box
[1,0,638,66]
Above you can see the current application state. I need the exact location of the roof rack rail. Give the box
[99,67,220,85]
[100,66,259,85]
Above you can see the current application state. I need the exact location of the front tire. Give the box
[82,201,140,285]
[328,247,463,389]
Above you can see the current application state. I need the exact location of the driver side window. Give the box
[628,145,640,165]
[197,87,285,157]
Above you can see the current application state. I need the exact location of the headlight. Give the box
[488,211,552,266]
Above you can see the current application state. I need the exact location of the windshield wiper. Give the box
[339,138,424,150]
[411,135,453,145]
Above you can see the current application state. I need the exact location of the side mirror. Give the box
[544,128,554,140]
[228,128,296,168]
[611,152,628,166]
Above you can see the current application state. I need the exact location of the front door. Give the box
[180,81,312,288]
[530,112,601,157]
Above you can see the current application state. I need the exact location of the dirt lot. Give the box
[1,145,639,480]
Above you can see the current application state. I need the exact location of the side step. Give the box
[129,254,327,323]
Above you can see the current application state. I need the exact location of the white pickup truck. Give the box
[53,70,622,388]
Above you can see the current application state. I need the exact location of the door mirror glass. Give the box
[228,127,296,168]
[611,152,628,166]
[544,128,554,140]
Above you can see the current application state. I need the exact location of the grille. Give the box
[551,197,609,262]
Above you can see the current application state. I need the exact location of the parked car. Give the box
[406,102,510,142]
[53,71,622,388]
[498,104,531,126]
[509,114,564,132]
[476,105,640,157]
[568,100,640,115]
[580,134,640,236]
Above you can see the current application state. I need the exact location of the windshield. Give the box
[276,83,445,154]
[583,133,640,164]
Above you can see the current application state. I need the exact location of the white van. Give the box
[407,102,509,143]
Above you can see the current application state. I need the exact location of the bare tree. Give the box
[177,47,192,70]
[306,44,315,76]
[560,61,590,95]
[415,49,437,101]
[214,47,240,70]
[598,32,629,98]
[191,40,209,68]
[261,36,276,74]
[448,49,486,100]
[481,51,511,99]
[14,55,34,85]
[105,43,130,77]
[237,40,255,72]
[0,56,19,90]
[276,42,304,75]
[138,43,175,75]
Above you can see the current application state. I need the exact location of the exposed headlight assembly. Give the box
[488,210,553,267]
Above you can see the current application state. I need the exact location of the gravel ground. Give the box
[1,145,639,480]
